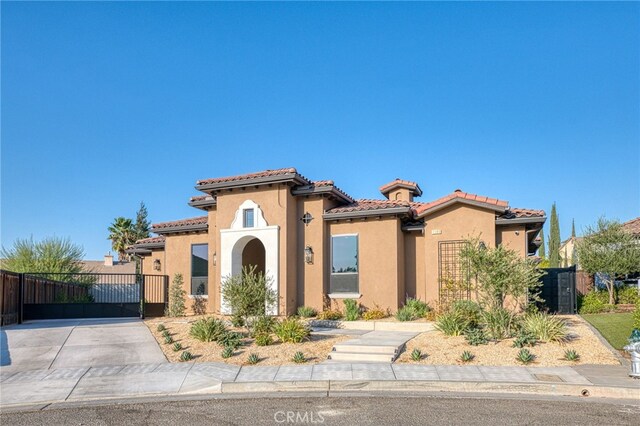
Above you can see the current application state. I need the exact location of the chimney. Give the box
[104,253,114,267]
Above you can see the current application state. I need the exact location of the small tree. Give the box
[575,218,640,305]
[134,202,151,241]
[107,217,136,262]
[548,203,561,268]
[166,273,187,317]
[459,238,544,311]
[221,265,277,332]
[1,237,87,276]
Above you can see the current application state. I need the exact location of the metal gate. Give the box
[539,267,576,314]
[4,272,169,322]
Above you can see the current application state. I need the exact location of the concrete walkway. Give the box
[1,361,638,407]
[328,331,417,362]
[1,318,166,372]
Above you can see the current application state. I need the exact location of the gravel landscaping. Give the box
[145,317,350,365]
[398,315,620,366]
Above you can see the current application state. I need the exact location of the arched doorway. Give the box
[242,238,265,275]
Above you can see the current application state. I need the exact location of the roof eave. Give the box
[495,216,547,225]
[292,185,354,204]
[323,207,412,220]
[188,199,217,210]
[417,198,508,218]
[152,224,208,235]
[380,183,423,197]
[196,173,309,192]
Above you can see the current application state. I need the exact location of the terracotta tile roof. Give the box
[196,167,303,186]
[499,208,545,220]
[189,195,213,202]
[413,190,508,216]
[312,180,335,187]
[623,217,640,236]
[151,216,208,230]
[326,199,411,214]
[379,179,422,195]
[134,236,166,245]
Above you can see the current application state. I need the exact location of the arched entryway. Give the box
[242,238,265,275]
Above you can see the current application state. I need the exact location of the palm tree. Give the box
[107,217,135,262]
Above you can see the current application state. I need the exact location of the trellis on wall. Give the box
[438,240,471,305]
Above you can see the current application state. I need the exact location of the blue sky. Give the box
[2,2,639,260]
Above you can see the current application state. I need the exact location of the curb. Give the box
[1,379,638,412]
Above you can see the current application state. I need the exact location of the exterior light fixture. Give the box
[304,245,314,264]
[153,259,161,271]
[213,252,217,266]
[478,241,487,250]
[301,212,314,226]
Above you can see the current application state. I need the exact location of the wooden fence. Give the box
[22,275,90,304]
[576,271,594,295]
[1,270,20,326]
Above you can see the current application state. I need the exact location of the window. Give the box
[243,208,254,228]
[330,235,358,293]
[191,244,208,295]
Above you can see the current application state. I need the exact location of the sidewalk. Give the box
[1,361,638,408]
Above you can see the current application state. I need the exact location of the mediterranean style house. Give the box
[129,168,545,315]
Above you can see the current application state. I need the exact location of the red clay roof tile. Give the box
[413,191,508,216]
[151,216,208,230]
[134,235,166,245]
[379,179,422,195]
[623,217,640,236]
[500,208,546,219]
[196,168,300,186]
[326,199,411,214]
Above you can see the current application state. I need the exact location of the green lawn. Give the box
[581,313,634,350]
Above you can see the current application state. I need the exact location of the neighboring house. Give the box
[622,217,640,237]
[128,167,545,315]
[81,254,136,274]
[559,237,582,269]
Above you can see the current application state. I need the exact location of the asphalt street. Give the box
[2,395,639,426]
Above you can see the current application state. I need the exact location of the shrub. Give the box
[435,311,468,336]
[564,349,580,362]
[578,291,608,314]
[219,331,243,349]
[221,265,277,329]
[274,317,310,343]
[191,284,207,316]
[297,306,317,318]
[161,330,171,338]
[411,348,423,361]
[617,286,640,305]
[180,351,193,362]
[166,273,187,317]
[451,300,482,328]
[396,306,417,322]
[516,348,535,364]
[404,298,431,318]
[343,299,360,321]
[292,351,306,363]
[172,342,182,352]
[522,312,567,343]
[156,324,166,332]
[254,332,273,346]
[249,315,277,337]
[317,310,343,321]
[231,315,245,328]
[189,317,227,342]
[481,308,517,340]
[164,335,174,344]
[465,328,488,346]
[460,351,474,363]
[221,346,234,359]
[512,331,537,348]
[634,300,640,329]
[362,305,389,321]
[247,353,260,365]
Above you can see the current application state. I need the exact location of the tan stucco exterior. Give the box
[132,168,544,315]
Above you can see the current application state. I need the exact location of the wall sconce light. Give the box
[478,241,487,250]
[213,252,217,266]
[515,231,520,236]
[304,245,314,264]
[153,259,161,271]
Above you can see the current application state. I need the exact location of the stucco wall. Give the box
[327,217,404,311]
[496,225,527,256]
[141,249,165,275]
[422,204,497,306]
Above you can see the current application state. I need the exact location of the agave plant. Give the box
[221,346,234,359]
[172,342,182,352]
[460,351,475,363]
[564,349,580,362]
[247,353,260,365]
[292,351,306,363]
[411,348,423,361]
[180,351,193,362]
[516,348,535,364]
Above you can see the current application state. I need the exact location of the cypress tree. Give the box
[134,201,151,241]
[571,219,576,238]
[538,228,546,259]
[548,203,561,267]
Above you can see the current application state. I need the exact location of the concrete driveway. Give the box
[1,318,166,372]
